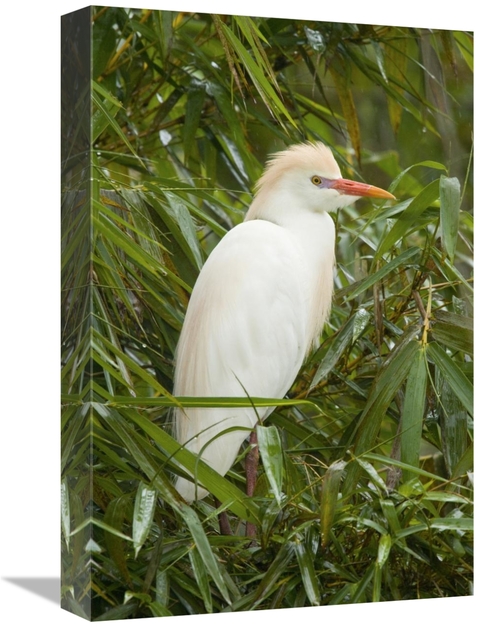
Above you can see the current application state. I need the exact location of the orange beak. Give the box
[330,178,396,200]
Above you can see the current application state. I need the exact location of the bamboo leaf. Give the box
[346,247,421,300]
[430,516,473,532]
[294,534,321,606]
[61,479,71,551]
[384,29,408,135]
[256,425,283,502]
[183,84,206,162]
[400,345,427,481]
[380,500,402,534]
[311,308,370,389]
[437,369,470,477]
[373,534,391,601]
[432,311,473,355]
[389,161,448,195]
[440,176,461,263]
[344,332,421,494]
[330,58,361,162]
[251,543,295,609]
[320,461,346,547]
[103,495,133,586]
[120,406,261,522]
[91,86,144,166]
[377,179,441,257]
[220,22,297,129]
[159,191,204,270]
[454,31,473,71]
[189,546,213,612]
[427,343,473,416]
[132,482,157,558]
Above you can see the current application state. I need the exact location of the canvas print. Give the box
[61,6,473,620]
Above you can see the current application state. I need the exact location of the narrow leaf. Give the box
[61,479,71,551]
[183,85,206,162]
[427,343,473,416]
[400,345,427,480]
[121,406,261,522]
[437,370,470,477]
[432,310,473,355]
[189,546,213,613]
[380,500,402,534]
[257,424,283,502]
[373,534,391,602]
[103,496,133,586]
[294,535,321,606]
[347,247,421,300]
[376,533,392,567]
[180,506,232,605]
[377,179,440,257]
[320,461,346,547]
[220,23,297,129]
[330,58,361,162]
[343,332,420,494]
[251,543,295,609]
[430,517,473,532]
[440,176,461,263]
[384,29,408,134]
[132,482,157,558]
[311,308,370,389]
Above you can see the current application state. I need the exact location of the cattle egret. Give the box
[174,142,395,502]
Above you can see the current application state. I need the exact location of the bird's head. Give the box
[246,142,395,222]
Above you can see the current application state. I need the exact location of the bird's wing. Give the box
[173,220,309,499]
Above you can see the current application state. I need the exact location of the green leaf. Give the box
[377,179,440,257]
[400,345,428,480]
[183,85,206,161]
[389,160,448,194]
[311,308,370,389]
[346,247,421,300]
[148,602,172,617]
[103,495,133,586]
[294,534,321,606]
[155,568,169,607]
[91,84,144,166]
[250,543,295,609]
[330,57,361,162]
[320,461,346,547]
[156,191,204,270]
[430,516,473,532]
[380,500,402,534]
[376,533,392,566]
[440,176,461,263]
[61,479,71,551]
[121,406,261,523]
[373,533,391,602]
[437,369,470,478]
[343,332,421,494]
[132,482,157,558]
[220,22,297,130]
[256,425,284,502]
[454,31,473,71]
[189,546,213,612]
[432,310,473,355]
[427,343,473,416]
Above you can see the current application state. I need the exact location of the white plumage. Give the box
[173,142,394,501]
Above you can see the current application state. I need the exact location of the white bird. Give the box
[173,142,394,501]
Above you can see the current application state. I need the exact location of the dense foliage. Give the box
[61,7,473,619]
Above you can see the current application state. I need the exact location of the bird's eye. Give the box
[311,175,322,186]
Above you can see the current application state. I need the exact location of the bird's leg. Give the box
[214,498,233,535]
[245,430,259,538]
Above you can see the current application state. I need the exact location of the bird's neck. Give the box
[245,187,336,254]
[246,193,336,352]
